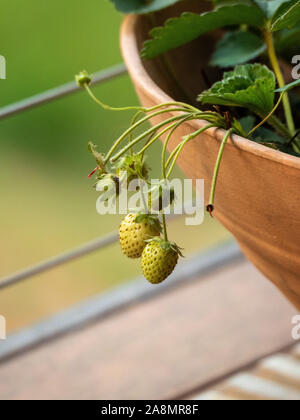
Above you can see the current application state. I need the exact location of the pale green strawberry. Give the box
[119,213,161,259]
[141,238,182,284]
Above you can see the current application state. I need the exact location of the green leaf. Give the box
[251,126,287,144]
[141,4,266,59]
[109,0,181,14]
[275,78,300,92]
[198,63,276,115]
[211,31,266,67]
[276,23,300,53]
[239,115,256,132]
[271,0,300,31]
[253,0,290,18]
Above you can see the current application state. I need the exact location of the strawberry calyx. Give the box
[134,213,162,234]
[145,237,184,257]
[113,153,149,184]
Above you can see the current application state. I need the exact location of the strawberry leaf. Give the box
[141,4,266,59]
[211,31,266,67]
[276,23,300,52]
[271,0,300,31]
[109,0,181,14]
[198,63,276,115]
[251,126,287,144]
[253,0,291,17]
[239,115,256,133]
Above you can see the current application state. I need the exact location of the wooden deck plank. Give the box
[193,348,300,400]
[0,260,297,400]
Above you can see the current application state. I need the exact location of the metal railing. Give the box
[0,64,127,120]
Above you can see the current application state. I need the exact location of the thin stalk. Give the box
[85,85,146,112]
[160,115,195,179]
[110,114,190,162]
[292,142,300,154]
[139,116,191,157]
[161,213,168,241]
[248,93,284,137]
[85,84,198,113]
[207,129,234,217]
[165,143,182,170]
[141,120,188,159]
[140,130,157,160]
[264,30,295,135]
[138,112,218,157]
[104,108,189,164]
[166,124,214,178]
[129,111,144,152]
[268,114,292,138]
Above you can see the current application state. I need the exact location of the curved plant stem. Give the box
[140,120,189,159]
[85,84,198,113]
[166,124,215,179]
[207,128,234,217]
[138,112,218,158]
[264,30,295,135]
[105,108,189,164]
[110,113,191,162]
[268,115,292,138]
[160,115,194,179]
[161,213,168,241]
[248,93,284,137]
[85,85,146,112]
[129,111,144,152]
[292,142,300,154]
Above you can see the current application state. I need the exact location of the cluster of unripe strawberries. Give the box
[76,70,232,285]
[119,213,181,284]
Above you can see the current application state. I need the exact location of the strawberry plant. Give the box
[76,0,300,284]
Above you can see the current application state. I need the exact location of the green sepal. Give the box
[88,142,105,167]
[113,153,149,182]
[134,213,162,233]
[146,237,184,257]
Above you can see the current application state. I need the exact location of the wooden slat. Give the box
[194,349,300,400]
[0,260,296,400]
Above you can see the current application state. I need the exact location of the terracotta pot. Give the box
[120,10,300,310]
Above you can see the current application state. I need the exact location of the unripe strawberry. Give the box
[119,214,161,259]
[141,239,182,284]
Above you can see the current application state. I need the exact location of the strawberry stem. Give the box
[264,30,295,136]
[110,112,190,163]
[161,213,168,242]
[84,83,198,114]
[166,124,214,179]
[207,128,233,217]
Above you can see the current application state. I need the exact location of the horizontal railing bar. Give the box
[0,63,127,120]
[0,203,198,290]
[0,241,242,363]
[0,232,118,290]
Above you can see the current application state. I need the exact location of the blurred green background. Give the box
[0,0,229,333]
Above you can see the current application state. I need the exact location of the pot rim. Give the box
[120,14,300,170]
